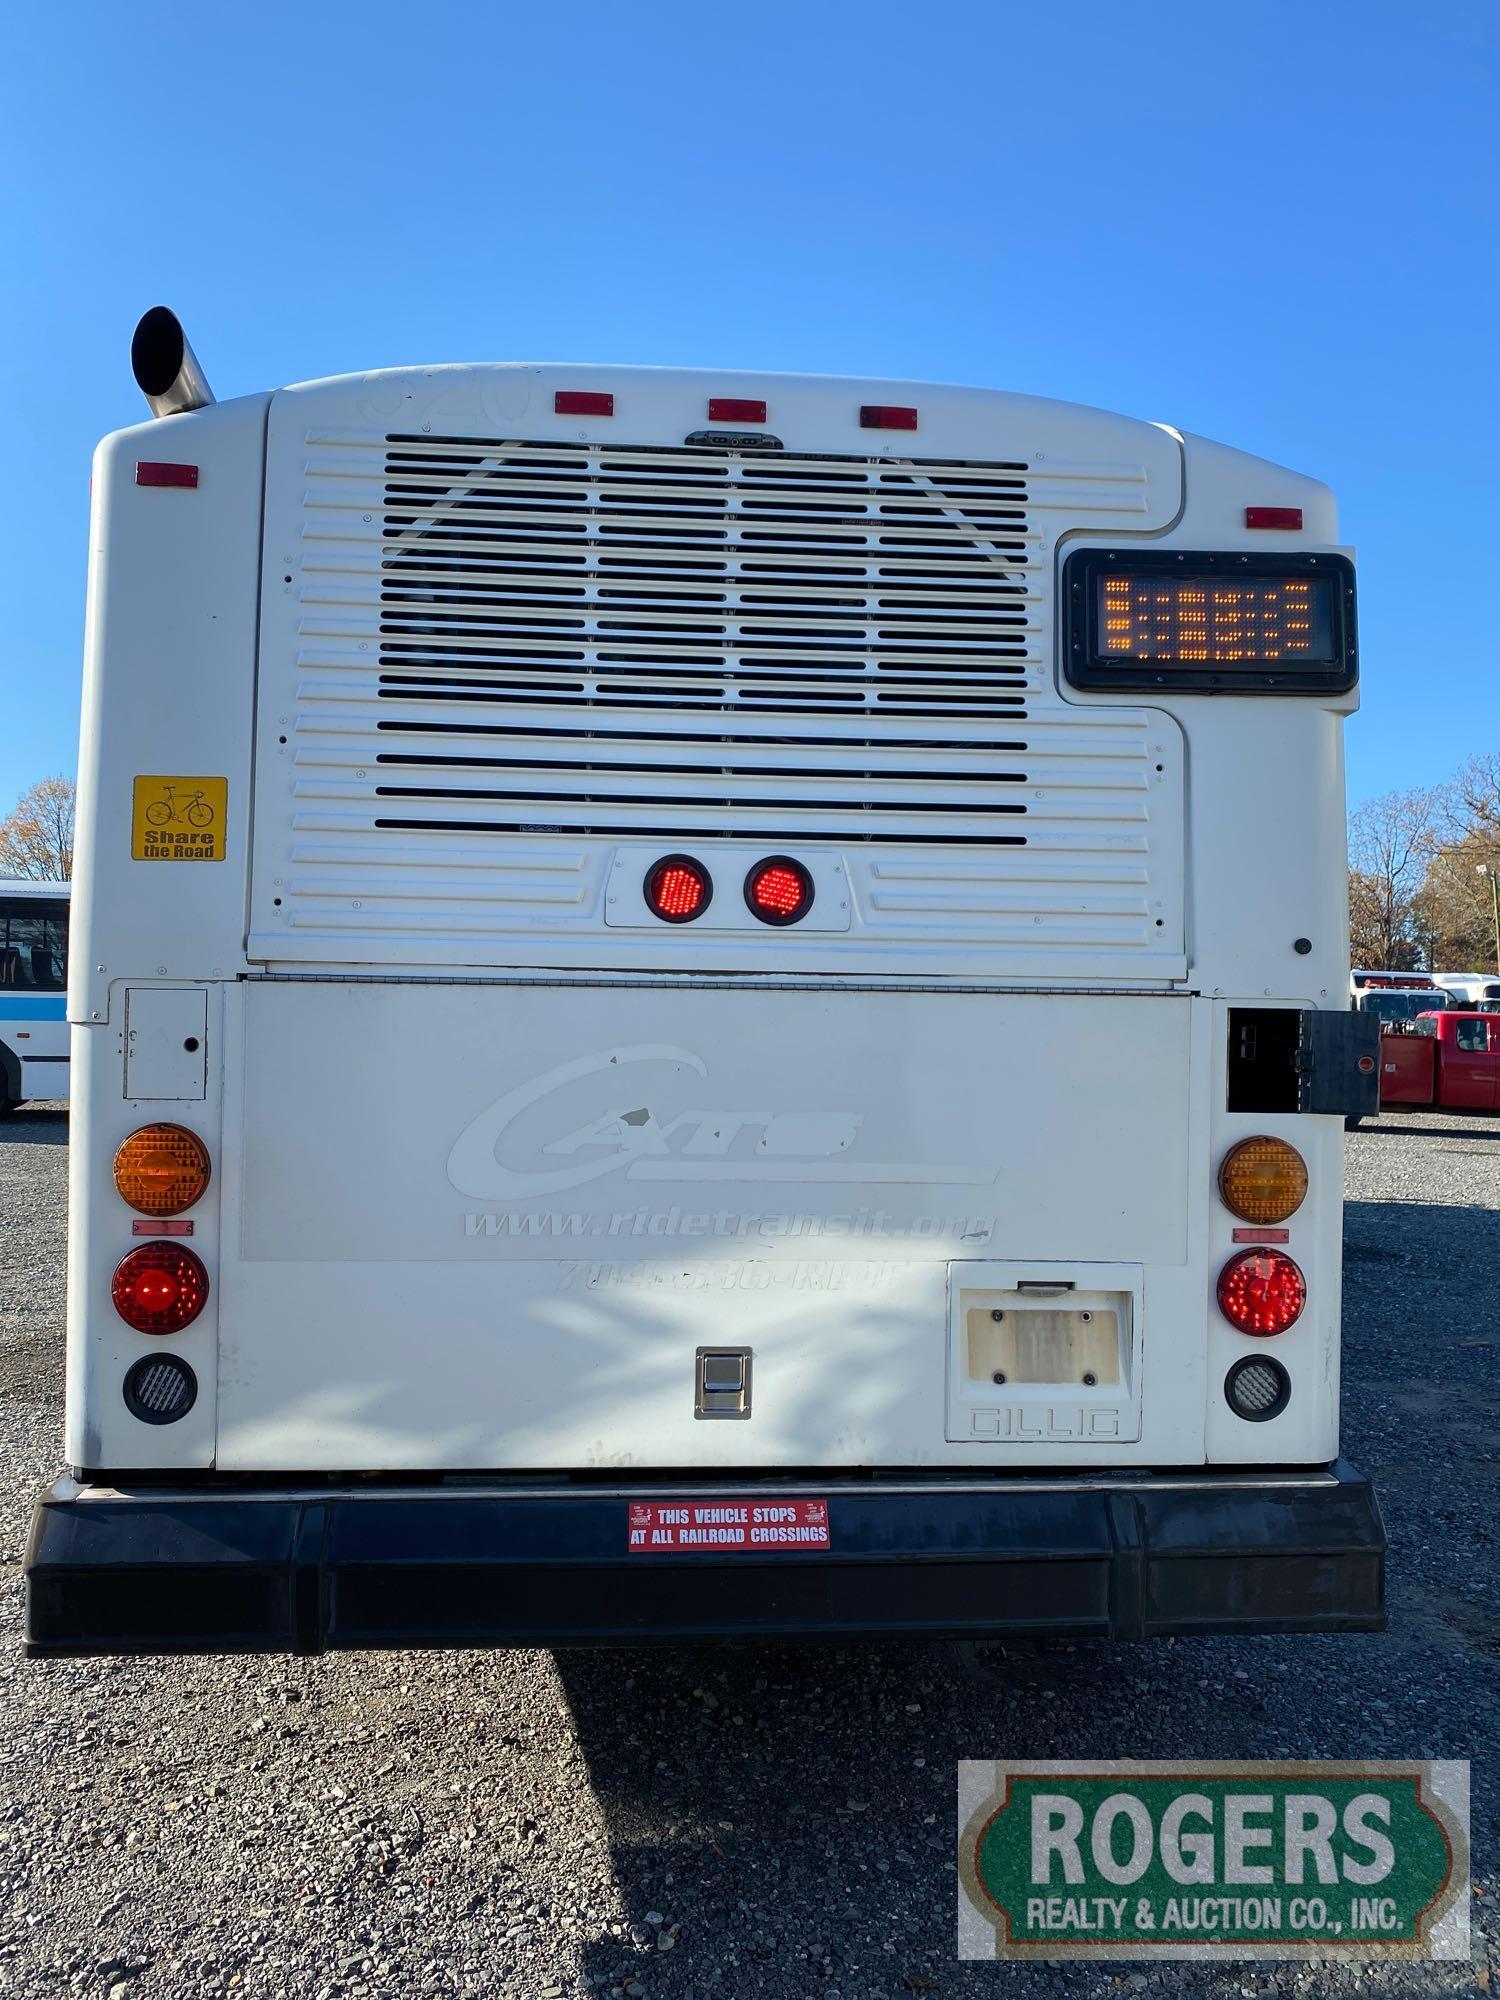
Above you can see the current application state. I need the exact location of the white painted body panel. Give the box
[4,1019,71,1103]
[217,981,1198,1468]
[0,1010,72,1102]
[65,361,1354,1481]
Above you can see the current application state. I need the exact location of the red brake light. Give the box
[745,856,814,926]
[859,405,918,431]
[708,398,767,423]
[1245,506,1303,530]
[644,855,711,923]
[135,462,199,489]
[555,390,613,416]
[1216,1249,1306,1337]
[111,1243,210,1334]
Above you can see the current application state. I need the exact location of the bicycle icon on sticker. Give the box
[144,785,216,830]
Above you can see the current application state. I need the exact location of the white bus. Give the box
[1433,971,1500,1007]
[1349,970,1455,1031]
[0,878,70,1110]
[26,309,1384,1655]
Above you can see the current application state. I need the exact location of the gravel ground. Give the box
[0,1102,1494,1998]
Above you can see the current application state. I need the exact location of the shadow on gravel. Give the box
[1357,1118,1500,1142]
[553,1637,1128,1999]
[553,1611,1481,2000]
[1342,1195,1500,1667]
[1343,1196,1500,1286]
[0,1106,68,1145]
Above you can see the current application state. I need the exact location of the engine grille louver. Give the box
[377,437,1035,719]
[363,438,1043,842]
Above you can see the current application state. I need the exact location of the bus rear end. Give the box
[26,317,1384,1653]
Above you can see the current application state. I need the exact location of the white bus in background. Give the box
[1349,970,1455,1031]
[26,309,1384,1657]
[1433,971,1500,1008]
[0,878,70,1111]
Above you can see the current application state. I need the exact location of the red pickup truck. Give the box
[1376,1010,1500,1114]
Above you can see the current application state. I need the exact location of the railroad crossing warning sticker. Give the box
[627,1498,830,1551]
[131,776,228,861]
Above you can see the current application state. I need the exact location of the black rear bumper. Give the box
[24,1462,1385,1656]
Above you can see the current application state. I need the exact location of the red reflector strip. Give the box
[708,397,767,423]
[133,1218,195,1237]
[136,462,199,488]
[628,1497,830,1552]
[1245,505,1302,529]
[554,390,614,416]
[1231,1226,1290,1245]
[860,405,918,431]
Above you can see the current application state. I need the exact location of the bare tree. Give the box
[0,775,76,880]
[1448,751,1500,842]
[1415,752,1500,971]
[1416,835,1500,971]
[1347,785,1442,968]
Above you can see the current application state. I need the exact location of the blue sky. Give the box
[0,2,1494,815]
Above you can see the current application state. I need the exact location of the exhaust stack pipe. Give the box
[131,307,215,419]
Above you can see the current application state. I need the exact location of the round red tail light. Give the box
[644,854,711,923]
[1216,1248,1306,1337]
[111,1243,210,1334]
[745,855,814,925]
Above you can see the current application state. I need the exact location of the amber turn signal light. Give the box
[114,1124,212,1217]
[1218,1136,1307,1226]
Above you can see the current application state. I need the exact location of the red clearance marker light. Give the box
[644,854,711,923]
[708,398,767,423]
[111,1242,210,1334]
[136,462,199,489]
[860,405,918,431]
[745,856,814,926]
[1216,1248,1306,1337]
[1245,505,1302,530]
[555,390,614,416]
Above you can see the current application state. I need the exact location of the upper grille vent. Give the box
[251,399,1184,978]
[375,438,1039,720]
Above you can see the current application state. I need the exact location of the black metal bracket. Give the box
[1296,1009,1381,1116]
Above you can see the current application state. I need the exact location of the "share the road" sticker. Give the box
[131,776,228,862]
